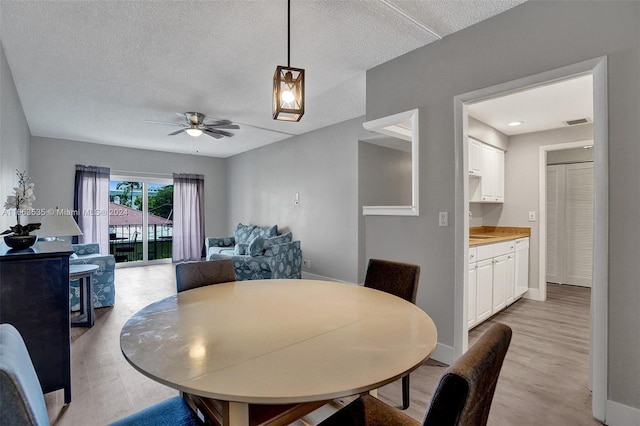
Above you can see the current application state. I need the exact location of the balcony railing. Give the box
[109,224,172,262]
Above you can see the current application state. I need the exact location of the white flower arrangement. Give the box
[2,170,40,236]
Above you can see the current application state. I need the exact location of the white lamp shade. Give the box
[36,210,83,238]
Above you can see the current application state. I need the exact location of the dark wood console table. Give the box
[0,240,73,403]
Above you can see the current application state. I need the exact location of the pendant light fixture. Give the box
[273,0,305,121]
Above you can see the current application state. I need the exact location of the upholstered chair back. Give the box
[364,258,420,303]
[0,323,50,426]
[176,259,236,293]
[423,323,512,426]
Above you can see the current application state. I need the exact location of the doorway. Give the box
[109,175,173,265]
[454,56,608,421]
[546,150,594,288]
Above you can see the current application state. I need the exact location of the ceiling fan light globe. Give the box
[186,128,203,137]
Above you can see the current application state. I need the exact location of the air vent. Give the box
[565,118,590,126]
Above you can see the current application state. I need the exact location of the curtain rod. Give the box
[110,170,173,179]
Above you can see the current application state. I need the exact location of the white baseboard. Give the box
[430,342,455,365]
[523,288,544,301]
[300,272,354,284]
[606,400,640,426]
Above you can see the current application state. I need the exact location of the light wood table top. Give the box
[120,279,437,424]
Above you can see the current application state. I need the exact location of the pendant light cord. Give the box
[287,0,291,67]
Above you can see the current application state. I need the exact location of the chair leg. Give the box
[402,374,410,409]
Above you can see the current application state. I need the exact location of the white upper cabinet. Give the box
[469,137,482,176]
[469,139,505,203]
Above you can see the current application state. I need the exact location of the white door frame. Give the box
[453,56,608,421]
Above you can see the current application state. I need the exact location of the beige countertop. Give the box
[469,226,531,247]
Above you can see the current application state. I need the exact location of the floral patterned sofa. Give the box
[205,223,302,280]
[70,243,116,310]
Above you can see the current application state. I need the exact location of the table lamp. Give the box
[36,208,83,241]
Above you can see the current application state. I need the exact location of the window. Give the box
[109,175,173,264]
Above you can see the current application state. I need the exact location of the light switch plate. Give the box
[528,211,537,222]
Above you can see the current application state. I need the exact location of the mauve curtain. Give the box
[73,165,110,255]
[172,173,205,262]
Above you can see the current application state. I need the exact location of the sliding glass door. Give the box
[109,176,173,264]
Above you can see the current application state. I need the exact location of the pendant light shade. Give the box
[273,0,305,121]
[273,66,304,121]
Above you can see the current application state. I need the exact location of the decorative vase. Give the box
[4,234,38,250]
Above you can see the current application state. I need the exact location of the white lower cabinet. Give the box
[468,237,529,329]
[514,238,529,298]
[505,253,516,305]
[475,259,494,323]
[492,255,508,312]
[468,261,477,329]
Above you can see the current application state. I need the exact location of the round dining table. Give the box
[120,279,437,426]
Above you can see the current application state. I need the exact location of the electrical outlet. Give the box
[303,259,311,268]
[528,211,537,222]
[439,211,448,227]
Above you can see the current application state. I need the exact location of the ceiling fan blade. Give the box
[208,124,240,130]
[145,120,183,127]
[176,112,189,123]
[204,128,234,138]
[202,129,224,139]
[168,128,186,136]
[203,118,232,126]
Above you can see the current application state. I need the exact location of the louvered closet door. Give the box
[546,163,593,287]
[564,163,594,287]
[546,165,564,284]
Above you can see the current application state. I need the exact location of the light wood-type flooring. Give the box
[44,264,602,425]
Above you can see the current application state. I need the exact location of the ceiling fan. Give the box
[145,112,240,139]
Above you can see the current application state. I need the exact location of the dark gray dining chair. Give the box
[0,323,202,426]
[318,323,513,426]
[175,259,236,293]
[364,258,420,409]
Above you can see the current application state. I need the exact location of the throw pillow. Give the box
[248,236,265,257]
[234,223,256,244]
[263,232,293,256]
[249,224,278,240]
[234,243,248,255]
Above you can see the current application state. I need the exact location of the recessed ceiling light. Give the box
[507,121,523,127]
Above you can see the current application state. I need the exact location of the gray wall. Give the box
[487,124,594,293]
[359,141,412,207]
[547,145,594,165]
[227,117,362,283]
[0,43,30,232]
[29,137,228,237]
[366,1,639,409]
[468,116,508,151]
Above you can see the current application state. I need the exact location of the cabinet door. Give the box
[478,143,505,203]
[480,144,496,201]
[469,138,482,176]
[505,253,515,305]
[515,242,529,298]
[492,255,508,312]
[476,259,493,323]
[468,263,477,328]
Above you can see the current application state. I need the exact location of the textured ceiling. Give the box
[0,0,527,158]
